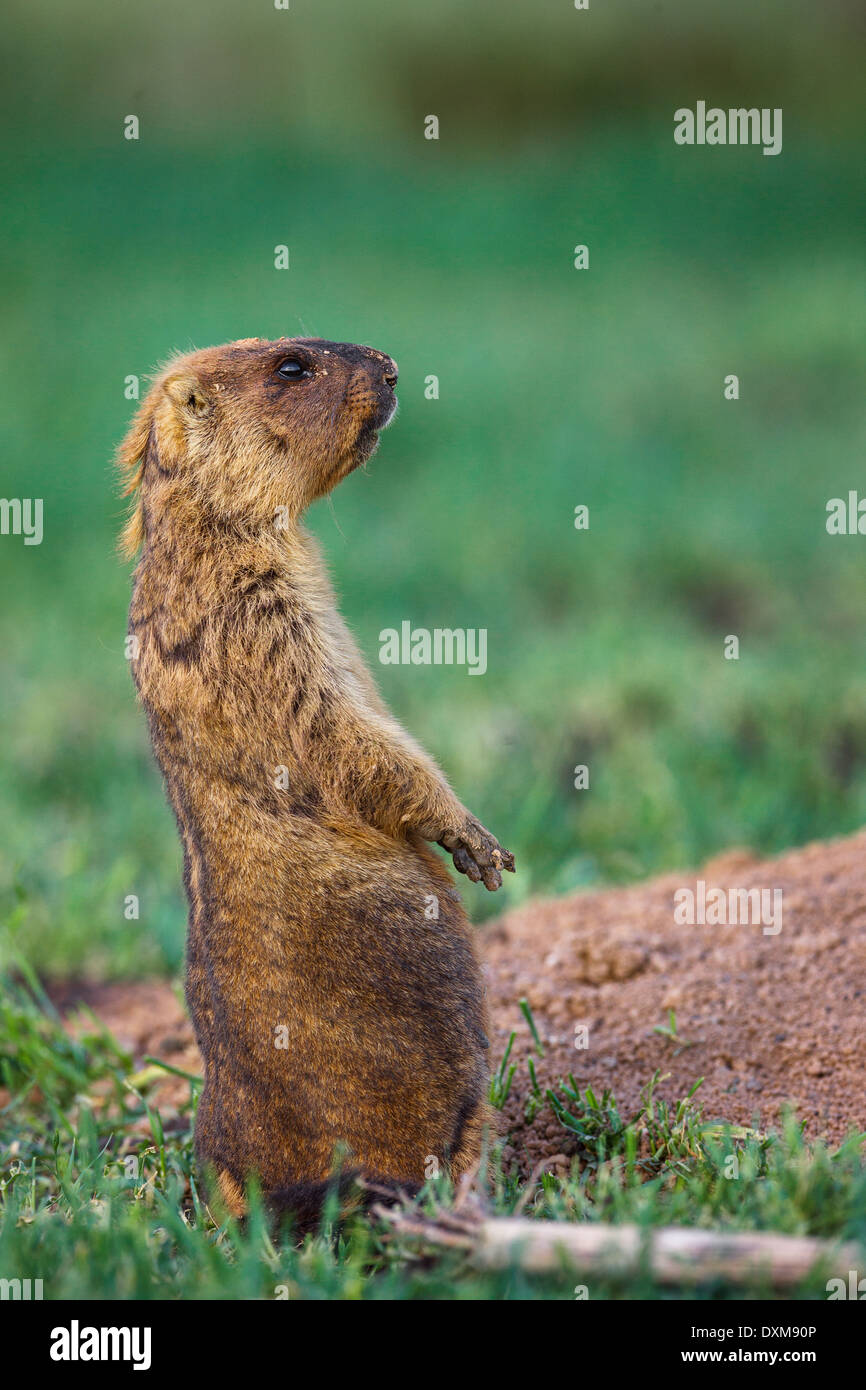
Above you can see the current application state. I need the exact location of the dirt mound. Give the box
[55,831,866,1167]
[486,833,866,1170]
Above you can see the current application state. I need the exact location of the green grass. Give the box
[1,973,863,1300]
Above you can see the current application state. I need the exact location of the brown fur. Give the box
[118,336,515,1223]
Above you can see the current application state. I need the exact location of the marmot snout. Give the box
[118,335,514,1224]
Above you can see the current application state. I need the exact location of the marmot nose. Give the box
[383,359,398,389]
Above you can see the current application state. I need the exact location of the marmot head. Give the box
[117,337,398,556]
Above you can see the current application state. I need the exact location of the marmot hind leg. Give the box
[215,1168,248,1220]
[214,1166,423,1235]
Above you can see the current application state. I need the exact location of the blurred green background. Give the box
[1,0,864,977]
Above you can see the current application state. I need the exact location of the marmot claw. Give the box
[439,818,516,891]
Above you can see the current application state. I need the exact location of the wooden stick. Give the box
[473,1219,862,1288]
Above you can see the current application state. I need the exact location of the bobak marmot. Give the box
[118,336,515,1225]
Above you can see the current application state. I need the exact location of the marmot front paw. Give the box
[438,817,516,892]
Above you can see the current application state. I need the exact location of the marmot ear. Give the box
[164,371,213,419]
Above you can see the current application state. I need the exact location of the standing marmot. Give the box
[118,336,514,1223]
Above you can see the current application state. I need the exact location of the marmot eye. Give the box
[275,358,309,381]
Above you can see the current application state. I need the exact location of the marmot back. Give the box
[118,336,514,1223]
